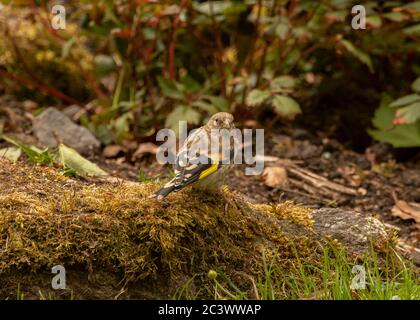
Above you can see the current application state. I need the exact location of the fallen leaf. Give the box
[243,119,258,128]
[0,147,21,162]
[391,195,420,228]
[132,142,158,161]
[262,166,288,188]
[357,188,367,196]
[58,144,108,177]
[103,145,124,158]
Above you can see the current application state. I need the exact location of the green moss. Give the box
[0,159,317,278]
[0,159,400,299]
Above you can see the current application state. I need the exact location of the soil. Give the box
[1,96,419,260]
[99,130,420,256]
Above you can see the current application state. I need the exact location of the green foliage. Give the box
[179,244,420,300]
[283,245,420,300]
[340,39,374,73]
[58,144,108,177]
[246,89,271,107]
[0,135,107,177]
[389,94,420,108]
[368,96,420,147]
[0,147,21,162]
[137,169,152,183]
[369,77,420,148]
[386,77,420,127]
[246,75,301,119]
[272,95,302,120]
[1,1,419,145]
[2,135,55,165]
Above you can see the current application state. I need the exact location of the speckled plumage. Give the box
[152,112,236,200]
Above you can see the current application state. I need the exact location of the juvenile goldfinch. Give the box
[152,112,237,200]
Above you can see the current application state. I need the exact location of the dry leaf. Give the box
[262,166,288,188]
[132,142,158,161]
[243,119,257,128]
[103,145,124,158]
[337,165,361,187]
[391,195,420,229]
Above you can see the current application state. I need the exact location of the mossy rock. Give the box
[0,159,396,299]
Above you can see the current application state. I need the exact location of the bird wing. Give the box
[173,127,221,191]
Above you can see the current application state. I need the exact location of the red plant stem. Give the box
[0,68,82,106]
[167,0,188,80]
[256,0,278,88]
[227,0,263,105]
[3,23,83,106]
[168,41,176,80]
[209,0,227,97]
[29,0,109,104]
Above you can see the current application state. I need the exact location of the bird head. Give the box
[207,112,235,130]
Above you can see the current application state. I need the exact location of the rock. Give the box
[33,107,100,155]
[311,208,391,255]
[62,105,83,121]
[251,204,392,257]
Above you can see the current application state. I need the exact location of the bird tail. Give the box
[149,178,176,200]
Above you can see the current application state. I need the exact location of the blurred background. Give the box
[0,0,419,151]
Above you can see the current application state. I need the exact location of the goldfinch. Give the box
[152,112,236,200]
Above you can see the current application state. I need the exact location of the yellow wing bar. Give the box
[198,163,220,180]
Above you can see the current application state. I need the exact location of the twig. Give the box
[279,180,326,201]
[288,166,359,196]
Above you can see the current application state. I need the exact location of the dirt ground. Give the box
[100,129,420,262]
[1,97,419,263]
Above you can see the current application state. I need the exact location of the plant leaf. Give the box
[58,144,108,177]
[396,102,420,124]
[157,77,184,100]
[412,77,420,93]
[389,94,420,108]
[246,89,271,107]
[0,147,21,162]
[272,95,301,119]
[403,24,420,36]
[165,105,201,134]
[193,1,231,15]
[275,23,289,40]
[61,37,76,59]
[2,135,54,164]
[340,39,374,73]
[383,12,407,22]
[271,75,296,92]
[368,96,420,147]
[192,100,218,114]
[206,96,230,112]
[366,15,382,28]
[94,54,116,76]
